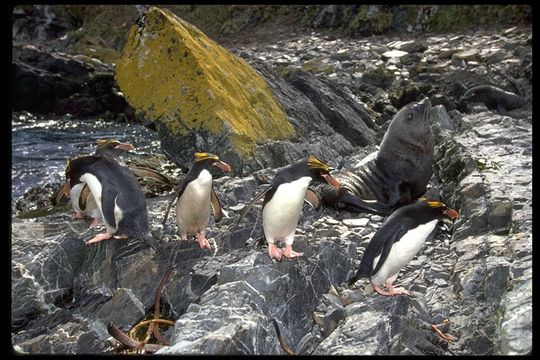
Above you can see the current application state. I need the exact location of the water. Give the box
[11,112,162,199]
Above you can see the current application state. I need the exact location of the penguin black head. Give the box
[95,139,135,158]
[305,155,340,188]
[192,152,232,173]
[416,197,459,221]
[56,155,100,203]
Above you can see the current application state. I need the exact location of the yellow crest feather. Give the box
[419,198,445,208]
[194,152,219,162]
[307,155,329,172]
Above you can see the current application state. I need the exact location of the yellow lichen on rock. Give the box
[115,7,294,156]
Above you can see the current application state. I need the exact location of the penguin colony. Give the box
[57,97,459,297]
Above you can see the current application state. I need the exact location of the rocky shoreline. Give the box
[12,6,531,355]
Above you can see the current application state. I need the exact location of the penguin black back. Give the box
[67,155,158,250]
[263,156,337,206]
[352,199,458,282]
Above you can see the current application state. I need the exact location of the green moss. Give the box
[116,7,295,158]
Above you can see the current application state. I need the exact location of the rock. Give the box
[361,67,395,89]
[451,49,481,64]
[116,7,294,173]
[160,237,356,354]
[342,218,369,227]
[302,58,335,74]
[400,53,421,65]
[14,320,114,354]
[281,69,376,146]
[496,278,532,355]
[315,296,442,355]
[488,200,513,235]
[93,288,145,331]
[382,49,408,59]
[12,44,128,117]
[388,39,427,53]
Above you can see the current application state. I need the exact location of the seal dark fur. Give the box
[320,97,434,215]
[461,85,525,116]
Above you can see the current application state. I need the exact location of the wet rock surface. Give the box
[12,12,531,357]
[12,44,133,120]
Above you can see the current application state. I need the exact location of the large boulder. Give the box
[115,7,295,172]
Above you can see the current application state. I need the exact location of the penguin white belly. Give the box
[370,219,438,286]
[70,184,85,214]
[176,169,212,235]
[262,177,311,241]
[85,194,102,220]
[80,173,120,234]
[70,184,101,220]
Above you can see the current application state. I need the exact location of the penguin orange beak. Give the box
[114,142,135,151]
[56,179,71,203]
[212,160,232,172]
[322,173,340,189]
[443,208,459,220]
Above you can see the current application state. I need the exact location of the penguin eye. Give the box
[407,113,413,120]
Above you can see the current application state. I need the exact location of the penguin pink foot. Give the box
[268,243,283,261]
[89,218,102,228]
[86,232,113,245]
[282,244,303,259]
[73,211,84,220]
[372,283,410,297]
[196,232,212,250]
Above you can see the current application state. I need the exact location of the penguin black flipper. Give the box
[369,225,411,276]
[79,183,91,211]
[161,182,185,226]
[233,186,272,227]
[100,180,121,230]
[129,166,171,184]
[335,191,394,215]
[211,188,223,223]
[304,188,321,210]
[348,219,413,286]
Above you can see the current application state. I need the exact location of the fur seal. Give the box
[461,85,525,116]
[320,97,434,215]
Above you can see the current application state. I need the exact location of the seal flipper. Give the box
[497,102,509,116]
[129,166,171,184]
[335,191,394,215]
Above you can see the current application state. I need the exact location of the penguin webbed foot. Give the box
[196,232,212,250]
[268,243,283,261]
[372,283,410,297]
[85,232,113,245]
[282,244,302,259]
[88,218,102,228]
